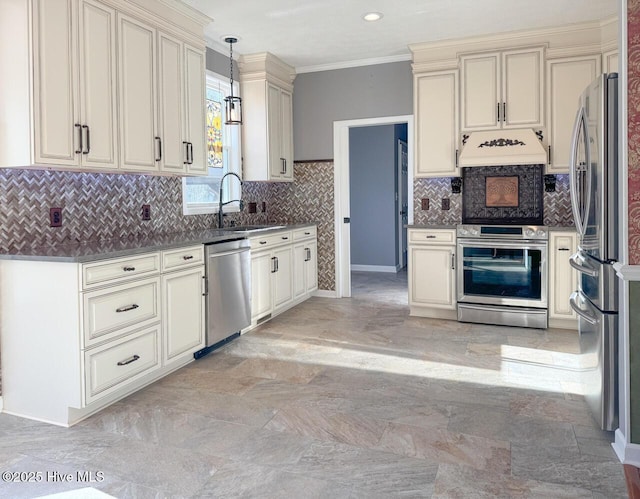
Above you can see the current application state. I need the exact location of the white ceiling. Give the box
[180,0,618,73]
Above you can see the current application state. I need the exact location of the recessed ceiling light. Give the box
[362,12,383,22]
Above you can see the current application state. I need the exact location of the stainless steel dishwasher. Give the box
[194,238,251,359]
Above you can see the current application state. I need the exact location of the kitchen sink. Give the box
[224,225,286,232]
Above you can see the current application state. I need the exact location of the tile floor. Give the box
[0,270,628,498]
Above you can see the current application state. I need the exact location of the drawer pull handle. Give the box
[304,232,311,235]
[426,235,437,239]
[117,354,140,366]
[558,248,570,252]
[123,266,136,272]
[116,304,139,313]
[282,236,289,240]
[259,241,267,245]
[183,255,194,260]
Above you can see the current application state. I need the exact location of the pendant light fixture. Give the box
[224,36,242,125]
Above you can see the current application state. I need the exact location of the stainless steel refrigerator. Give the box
[568,73,619,431]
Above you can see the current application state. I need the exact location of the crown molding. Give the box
[152,0,213,26]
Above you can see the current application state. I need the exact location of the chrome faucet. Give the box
[218,172,244,228]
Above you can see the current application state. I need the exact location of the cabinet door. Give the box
[157,33,184,173]
[409,245,455,309]
[273,245,293,309]
[78,0,117,169]
[118,14,158,171]
[549,232,578,322]
[305,240,318,293]
[251,252,273,321]
[293,243,307,299]
[460,53,499,131]
[546,55,600,174]
[280,89,294,180]
[32,0,79,166]
[267,83,283,179]
[162,266,205,364]
[415,70,459,177]
[184,45,207,175]
[502,48,544,128]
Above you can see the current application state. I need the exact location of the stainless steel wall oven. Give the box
[457,225,548,329]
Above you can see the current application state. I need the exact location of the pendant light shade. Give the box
[224,37,242,125]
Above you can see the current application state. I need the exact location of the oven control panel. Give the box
[457,225,548,240]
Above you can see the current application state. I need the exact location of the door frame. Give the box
[397,138,408,270]
[333,115,414,298]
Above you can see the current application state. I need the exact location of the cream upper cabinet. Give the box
[240,53,295,182]
[414,70,460,178]
[549,231,578,328]
[157,36,206,175]
[546,54,601,174]
[118,13,158,172]
[30,0,117,169]
[183,45,207,175]
[603,50,619,74]
[460,47,544,131]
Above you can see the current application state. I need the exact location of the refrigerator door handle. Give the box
[569,291,599,325]
[569,252,599,277]
[569,106,590,238]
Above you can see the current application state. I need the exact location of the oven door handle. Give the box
[569,252,598,277]
[569,291,599,325]
[457,239,547,251]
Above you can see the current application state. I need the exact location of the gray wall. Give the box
[206,47,238,77]
[293,61,413,161]
[349,125,397,267]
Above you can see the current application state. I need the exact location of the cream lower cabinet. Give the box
[549,231,578,329]
[408,229,457,320]
[249,226,317,326]
[0,245,205,426]
[546,54,601,174]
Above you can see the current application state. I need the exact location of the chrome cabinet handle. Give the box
[123,266,136,272]
[117,354,140,366]
[75,124,83,154]
[503,102,506,122]
[275,257,279,272]
[271,256,277,273]
[183,141,189,164]
[183,255,194,260]
[548,145,552,166]
[82,125,90,154]
[497,102,501,122]
[451,252,455,270]
[455,148,459,168]
[116,304,139,313]
[280,158,286,174]
[188,142,193,164]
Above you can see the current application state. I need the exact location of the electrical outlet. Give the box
[421,198,429,210]
[49,207,62,227]
[441,198,450,211]
[248,202,257,214]
[142,204,151,220]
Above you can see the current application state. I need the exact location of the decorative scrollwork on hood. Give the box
[478,138,526,148]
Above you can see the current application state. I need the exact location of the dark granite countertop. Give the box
[404,224,457,230]
[0,224,317,263]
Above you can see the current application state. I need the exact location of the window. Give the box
[182,71,241,216]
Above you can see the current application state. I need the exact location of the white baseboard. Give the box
[351,265,398,273]
[313,289,338,298]
[613,429,640,465]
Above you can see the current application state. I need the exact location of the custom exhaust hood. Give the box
[458,128,547,167]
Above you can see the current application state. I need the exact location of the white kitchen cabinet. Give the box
[23,0,118,169]
[414,70,460,178]
[546,54,601,174]
[549,230,578,329]
[273,245,294,309]
[0,244,206,426]
[157,35,206,175]
[460,47,544,131]
[162,266,205,366]
[240,53,295,182]
[293,240,318,299]
[251,251,274,322]
[118,13,158,172]
[408,229,457,320]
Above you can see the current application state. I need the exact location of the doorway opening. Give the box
[333,115,414,298]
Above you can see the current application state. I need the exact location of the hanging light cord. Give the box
[229,39,234,97]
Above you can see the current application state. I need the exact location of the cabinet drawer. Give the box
[161,245,204,272]
[408,229,456,245]
[293,226,317,241]
[84,325,161,404]
[83,277,160,347]
[82,252,160,289]
[250,231,293,251]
